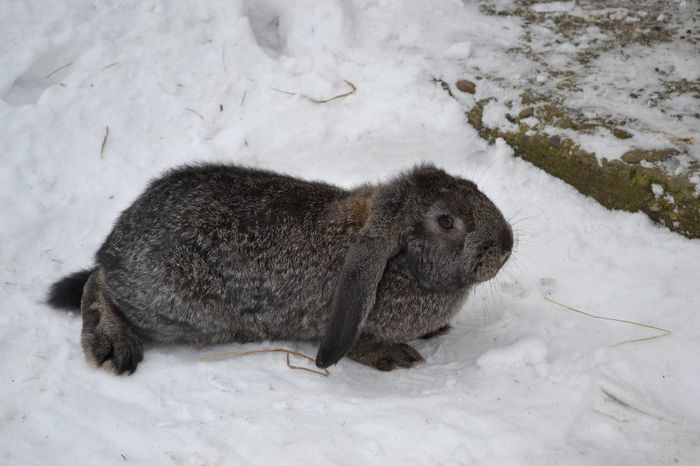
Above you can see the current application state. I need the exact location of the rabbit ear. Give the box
[315,196,403,369]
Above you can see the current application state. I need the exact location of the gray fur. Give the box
[52,163,512,373]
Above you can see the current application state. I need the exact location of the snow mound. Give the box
[476,337,548,374]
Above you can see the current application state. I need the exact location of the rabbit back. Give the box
[96,164,368,344]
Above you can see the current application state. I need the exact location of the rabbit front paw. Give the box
[348,342,424,371]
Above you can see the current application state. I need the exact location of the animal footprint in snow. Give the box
[243,0,286,58]
[2,45,80,106]
[476,337,550,377]
[242,0,353,59]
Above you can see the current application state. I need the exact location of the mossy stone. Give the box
[611,128,633,139]
[467,100,700,238]
[621,148,680,164]
[518,107,535,119]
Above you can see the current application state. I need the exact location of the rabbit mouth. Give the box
[471,243,510,283]
[470,224,513,282]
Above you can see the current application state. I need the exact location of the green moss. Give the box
[518,107,535,119]
[468,100,700,238]
[621,148,680,164]
[463,2,700,238]
[611,128,633,139]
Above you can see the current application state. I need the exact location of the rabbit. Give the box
[47,163,513,374]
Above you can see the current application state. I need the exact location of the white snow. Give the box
[2,1,700,465]
[470,1,700,166]
[475,336,549,377]
[572,41,700,161]
[530,2,576,14]
[482,100,519,133]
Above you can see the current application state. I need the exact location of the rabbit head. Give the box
[316,164,512,368]
[401,165,513,290]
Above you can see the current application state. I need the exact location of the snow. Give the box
[1,1,700,465]
[471,1,700,166]
[482,100,519,133]
[530,2,576,14]
[475,336,549,376]
[572,41,700,161]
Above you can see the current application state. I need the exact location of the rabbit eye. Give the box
[437,215,454,230]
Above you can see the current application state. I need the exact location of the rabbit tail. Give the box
[47,269,93,311]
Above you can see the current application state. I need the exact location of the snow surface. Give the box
[1,1,699,465]
[475,0,700,164]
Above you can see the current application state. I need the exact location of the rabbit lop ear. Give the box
[315,194,403,369]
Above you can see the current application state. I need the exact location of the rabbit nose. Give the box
[498,225,513,254]
[498,225,513,265]
[500,249,511,265]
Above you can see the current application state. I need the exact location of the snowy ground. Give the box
[1,1,699,465]
[473,0,700,164]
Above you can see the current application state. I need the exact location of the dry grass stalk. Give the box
[268,87,297,96]
[184,108,204,120]
[100,126,109,158]
[221,42,227,73]
[46,63,73,79]
[202,347,330,377]
[306,80,357,104]
[544,294,671,347]
[101,62,120,71]
[268,80,358,104]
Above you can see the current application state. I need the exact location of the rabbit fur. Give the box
[48,163,513,374]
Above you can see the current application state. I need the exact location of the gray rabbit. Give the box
[48,164,513,374]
